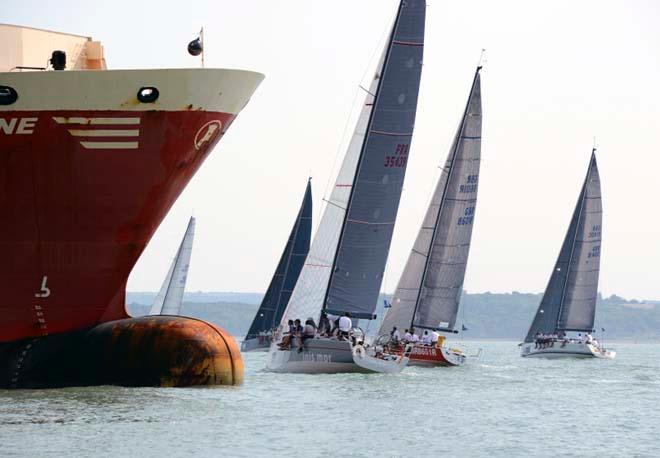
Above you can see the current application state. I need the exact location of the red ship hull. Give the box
[0,68,263,387]
[0,109,235,342]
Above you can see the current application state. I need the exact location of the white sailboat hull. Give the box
[520,342,616,359]
[266,338,409,374]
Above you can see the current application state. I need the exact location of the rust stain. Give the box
[101,315,244,387]
[120,98,141,108]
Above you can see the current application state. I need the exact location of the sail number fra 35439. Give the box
[384,143,409,168]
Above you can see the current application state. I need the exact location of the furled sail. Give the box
[149,217,195,315]
[379,67,482,335]
[524,151,602,342]
[244,180,312,339]
[280,0,425,324]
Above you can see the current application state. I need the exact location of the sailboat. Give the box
[149,216,195,316]
[377,67,482,367]
[266,0,425,374]
[520,150,615,359]
[242,180,312,352]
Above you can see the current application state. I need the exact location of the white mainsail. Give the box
[149,216,195,315]
[279,49,386,325]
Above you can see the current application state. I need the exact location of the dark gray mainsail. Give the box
[279,0,425,326]
[524,151,602,342]
[323,0,426,319]
[244,180,312,340]
[379,68,482,335]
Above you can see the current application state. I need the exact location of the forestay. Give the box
[524,152,602,342]
[149,216,195,315]
[379,68,482,335]
[244,181,312,338]
[324,0,426,319]
[280,0,425,324]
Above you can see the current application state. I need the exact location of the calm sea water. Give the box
[1,341,659,458]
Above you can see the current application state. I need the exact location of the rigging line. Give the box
[322,1,405,314]
[321,198,346,211]
[477,48,486,68]
[318,4,398,227]
[359,85,376,97]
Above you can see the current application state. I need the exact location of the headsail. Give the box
[244,180,312,338]
[280,0,425,324]
[380,67,482,335]
[149,216,195,315]
[524,151,602,342]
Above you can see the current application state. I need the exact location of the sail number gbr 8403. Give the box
[384,143,409,168]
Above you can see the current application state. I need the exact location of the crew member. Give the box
[318,312,331,336]
[300,318,317,352]
[391,327,401,344]
[431,331,440,345]
[422,330,432,345]
[328,312,352,340]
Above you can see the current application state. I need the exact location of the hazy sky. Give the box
[6,0,660,299]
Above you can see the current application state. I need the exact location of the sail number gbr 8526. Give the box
[384,143,409,168]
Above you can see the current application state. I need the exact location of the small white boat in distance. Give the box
[520,150,615,360]
[149,216,195,316]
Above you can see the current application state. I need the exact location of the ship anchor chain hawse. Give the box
[0,24,263,388]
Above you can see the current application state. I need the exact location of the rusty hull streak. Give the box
[0,316,243,389]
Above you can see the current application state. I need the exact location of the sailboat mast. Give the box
[320,2,405,315]
[554,149,596,332]
[270,179,310,329]
[408,66,482,332]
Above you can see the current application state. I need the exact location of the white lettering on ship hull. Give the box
[0,118,38,135]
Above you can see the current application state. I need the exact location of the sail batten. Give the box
[244,181,312,340]
[280,0,425,324]
[379,67,482,335]
[149,216,195,316]
[524,151,602,342]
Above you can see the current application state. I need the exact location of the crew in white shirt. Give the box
[327,312,352,340]
[391,327,401,343]
[404,329,413,342]
[431,331,440,344]
[411,333,420,343]
[422,330,432,345]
